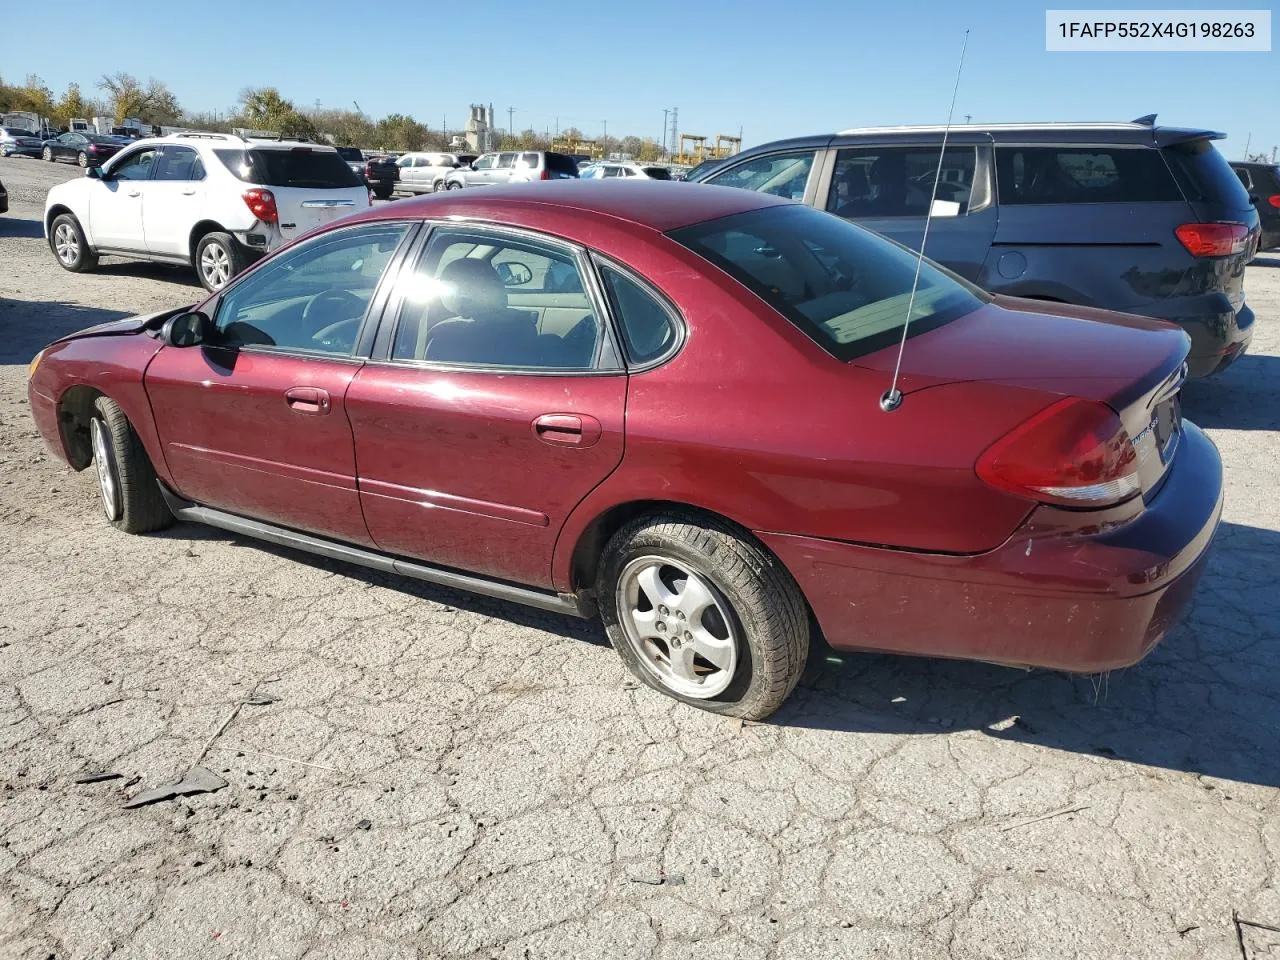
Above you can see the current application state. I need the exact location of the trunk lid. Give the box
[858,297,1190,496]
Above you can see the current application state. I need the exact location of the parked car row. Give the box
[1231,160,1280,252]
[685,118,1260,378]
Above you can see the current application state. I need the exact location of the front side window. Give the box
[473,155,495,170]
[671,204,985,361]
[154,146,205,182]
[827,146,977,219]
[705,150,815,201]
[109,148,159,181]
[996,146,1183,204]
[390,228,600,369]
[213,224,410,355]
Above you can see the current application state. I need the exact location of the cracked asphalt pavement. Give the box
[2,155,1279,959]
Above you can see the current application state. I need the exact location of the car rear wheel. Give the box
[598,512,809,720]
[50,214,98,273]
[89,396,173,534]
[194,231,249,292]
[42,146,53,162]
[446,181,462,190]
[77,152,89,168]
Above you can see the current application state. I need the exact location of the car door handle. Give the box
[181,189,196,196]
[127,191,141,198]
[532,414,602,447]
[285,386,331,414]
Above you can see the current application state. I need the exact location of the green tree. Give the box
[54,83,94,126]
[374,113,427,151]
[236,87,315,138]
[98,72,149,123]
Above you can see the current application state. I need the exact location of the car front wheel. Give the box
[77,152,89,167]
[598,512,809,720]
[42,146,53,162]
[89,396,173,534]
[446,180,462,190]
[49,214,98,273]
[194,231,249,292]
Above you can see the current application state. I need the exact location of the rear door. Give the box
[817,139,998,282]
[246,146,368,243]
[143,145,207,257]
[144,221,414,543]
[347,223,626,587]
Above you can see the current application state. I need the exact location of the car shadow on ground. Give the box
[0,216,43,239]
[1249,254,1280,269]
[778,518,1280,789]
[1181,353,1280,431]
[94,260,203,288]
[0,297,133,364]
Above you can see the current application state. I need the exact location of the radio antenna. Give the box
[880,29,970,413]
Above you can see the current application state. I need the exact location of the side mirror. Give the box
[496,262,533,287]
[470,160,479,170]
[85,166,103,179]
[161,311,213,347]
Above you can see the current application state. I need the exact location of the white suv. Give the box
[43,132,372,291]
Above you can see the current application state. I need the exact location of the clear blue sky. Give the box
[5,0,1276,159]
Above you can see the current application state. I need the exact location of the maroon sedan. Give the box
[27,182,1222,719]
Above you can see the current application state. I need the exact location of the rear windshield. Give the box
[643,166,672,180]
[546,153,579,176]
[671,204,985,361]
[213,147,363,188]
[3,127,36,136]
[995,146,1182,204]
[335,147,363,161]
[1165,139,1254,207]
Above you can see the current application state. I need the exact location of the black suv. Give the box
[690,119,1260,377]
[1231,161,1280,253]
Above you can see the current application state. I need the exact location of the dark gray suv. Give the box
[690,119,1260,377]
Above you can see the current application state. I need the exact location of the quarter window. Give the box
[213,224,410,356]
[995,146,1183,204]
[826,146,977,218]
[390,228,600,369]
[599,265,679,366]
[705,150,816,201]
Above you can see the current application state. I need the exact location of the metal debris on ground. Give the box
[73,772,123,784]
[122,767,228,809]
[1000,805,1090,832]
[355,819,372,831]
[242,695,280,706]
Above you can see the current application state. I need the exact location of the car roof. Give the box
[359,180,789,232]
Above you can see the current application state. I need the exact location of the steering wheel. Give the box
[304,290,366,350]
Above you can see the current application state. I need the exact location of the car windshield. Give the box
[213,147,363,188]
[670,204,987,361]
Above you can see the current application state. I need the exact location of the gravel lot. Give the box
[2,153,1279,960]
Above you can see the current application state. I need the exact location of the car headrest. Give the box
[439,258,507,317]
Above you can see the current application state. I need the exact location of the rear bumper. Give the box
[759,422,1223,673]
[1129,293,1252,378]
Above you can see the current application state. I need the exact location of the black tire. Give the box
[49,213,98,273]
[446,180,462,191]
[89,396,173,534]
[597,512,809,721]
[194,231,250,292]
[372,184,393,200]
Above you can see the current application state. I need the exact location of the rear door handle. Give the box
[181,189,196,196]
[127,191,141,198]
[285,386,331,415]
[533,414,602,447]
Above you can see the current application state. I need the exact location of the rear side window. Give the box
[213,148,362,188]
[705,151,815,201]
[155,146,205,181]
[546,153,579,176]
[1163,140,1253,207]
[671,204,984,361]
[996,146,1181,204]
[642,167,672,180]
[521,152,539,166]
[599,265,679,365]
[827,146,976,218]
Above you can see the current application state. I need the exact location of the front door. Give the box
[819,142,999,282]
[144,221,415,544]
[143,145,207,257]
[90,146,158,250]
[347,223,626,587]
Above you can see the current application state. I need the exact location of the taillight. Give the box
[242,188,278,225]
[1268,195,1280,209]
[976,398,1140,508]
[540,169,550,180]
[1174,222,1249,257]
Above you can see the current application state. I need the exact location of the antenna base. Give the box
[879,389,903,413]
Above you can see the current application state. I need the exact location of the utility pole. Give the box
[963,114,972,124]
[1242,132,1251,160]
[670,107,678,160]
[507,106,515,144]
[662,109,669,158]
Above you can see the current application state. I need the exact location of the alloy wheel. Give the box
[43,147,52,162]
[615,555,739,699]
[53,223,80,266]
[200,241,231,289]
[78,152,88,167]
[90,417,122,522]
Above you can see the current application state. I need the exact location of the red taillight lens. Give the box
[1268,194,1280,209]
[976,398,1140,508]
[1174,222,1249,257]
[242,188,278,225]
[540,169,550,180]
